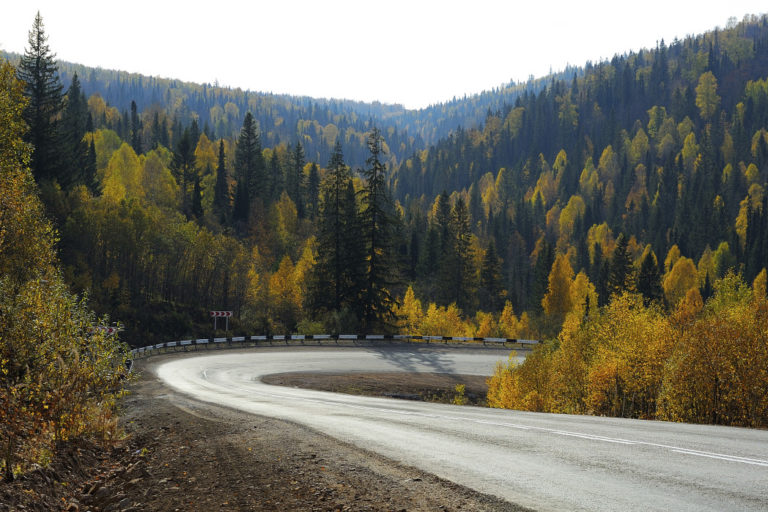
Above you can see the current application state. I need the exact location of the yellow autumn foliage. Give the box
[487,273,768,428]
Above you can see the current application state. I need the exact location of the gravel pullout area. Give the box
[2,351,529,511]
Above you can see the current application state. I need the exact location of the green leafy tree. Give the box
[695,71,720,121]
[1,58,127,481]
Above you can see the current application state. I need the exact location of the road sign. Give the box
[210,311,233,333]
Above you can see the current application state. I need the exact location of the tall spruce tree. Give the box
[307,162,320,219]
[608,233,635,297]
[288,142,306,218]
[60,73,88,188]
[84,135,97,193]
[232,112,264,223]
[636,248,663,305]
[130,100,142,154]
[213,139,230,224]
[438,196,475,311]
[480,239,504,311]
[171,127,196,218]
[191,173,203,220]
[18,12,63,184]
[311,141,362,315]
[341,179,366,318]
[359,128,400,330]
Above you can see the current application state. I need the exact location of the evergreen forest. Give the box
[2,13,767,431]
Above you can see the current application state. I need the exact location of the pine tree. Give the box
[288,142,306,218]
[480,239,504,311]
[191,174,203,220]
[359,127,400,330]
[130,100,142,154]
[636,248,663,305]
[439,196,475,311]
[18,12,63,184]
[608,233,635,297]
[434,191,452,257]
[171,127,196,218]
[59,73,88,188]
[530,240,554,313]
[233,112,264,222]
[341,179,366,315]
[213,139,230,224]
[311,141,362,316]
[84,136,97,193]
[307,162,320,219]
[268,150,282,201]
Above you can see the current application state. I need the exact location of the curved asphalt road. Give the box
[155,347,768,511]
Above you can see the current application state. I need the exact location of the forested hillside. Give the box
[396,14,768,315]
[3,12,767,427]
[1,48,561,170]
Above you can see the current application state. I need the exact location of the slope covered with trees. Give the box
[1,25,127,480]
[3,12,767,428]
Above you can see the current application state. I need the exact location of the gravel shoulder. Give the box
[3,348,527,511]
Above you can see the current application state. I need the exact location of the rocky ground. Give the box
[1,352,528,511]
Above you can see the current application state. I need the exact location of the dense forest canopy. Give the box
[2,12,767,430]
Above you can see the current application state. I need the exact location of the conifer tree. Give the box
[18,12,63,184]
[213,139,230,224]
[268,150,282,201]
[608,233,635,297]
[84,135,97,193]
[307,162,320,219]
[438,197,475,311]
[171,127,196,217]
[480,239,504,311]
[233,112,264,222]
[636,248,663,305]
[288,142,306,218]
[59,73,88,188]
[341,179,366,315]
[359,127,400,330]
[311,141,362,316]
[192,173,203,220]
[130,100,142,154]
[531,240,554,312]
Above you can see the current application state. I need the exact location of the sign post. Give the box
[209,311,233,333]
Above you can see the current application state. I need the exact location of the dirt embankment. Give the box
[262,372,490,405]
[2,356,526,511]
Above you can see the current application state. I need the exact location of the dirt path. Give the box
[3,351,529,511]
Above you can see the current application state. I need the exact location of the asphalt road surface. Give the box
[155,346,768,511]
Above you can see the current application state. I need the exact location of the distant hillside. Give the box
[2,50,567,168]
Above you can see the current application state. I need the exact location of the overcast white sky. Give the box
[1,1,766,109]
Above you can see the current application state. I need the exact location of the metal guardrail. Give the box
[129,334,539,357]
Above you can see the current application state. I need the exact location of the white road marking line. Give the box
[670,449,768,467]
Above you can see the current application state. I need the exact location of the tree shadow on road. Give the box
[363,344,461,375]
